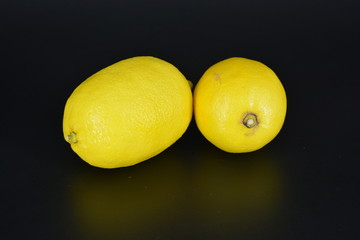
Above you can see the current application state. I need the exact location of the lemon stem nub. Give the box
[187,80,194,90]
[66,132,78,144]
[243,113,258,128]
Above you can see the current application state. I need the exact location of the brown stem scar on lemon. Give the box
[243,113,258,128]
[66,132,78,144]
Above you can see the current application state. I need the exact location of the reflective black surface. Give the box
[2,0,359,239]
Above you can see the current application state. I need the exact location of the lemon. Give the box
[63,56,193,168]
[194,57,287,153]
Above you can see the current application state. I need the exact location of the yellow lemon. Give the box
[194,57,287,153]
[63,56,193,168]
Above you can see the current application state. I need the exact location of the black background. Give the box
[1,0,359,239]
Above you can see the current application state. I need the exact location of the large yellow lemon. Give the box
[63,56,193,168]
[194,57,287,153]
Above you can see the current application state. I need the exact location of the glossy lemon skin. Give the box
[194,57,287,153]
[63,56,193,168]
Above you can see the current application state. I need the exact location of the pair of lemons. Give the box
[63,56,287,168]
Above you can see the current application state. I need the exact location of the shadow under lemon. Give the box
[66,148,188,240]
[192,146,285,235]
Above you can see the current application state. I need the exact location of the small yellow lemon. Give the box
[194,57,287,153]
[63,56,193,168]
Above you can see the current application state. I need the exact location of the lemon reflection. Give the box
[193,148,284,229]
[68,149,186,240]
